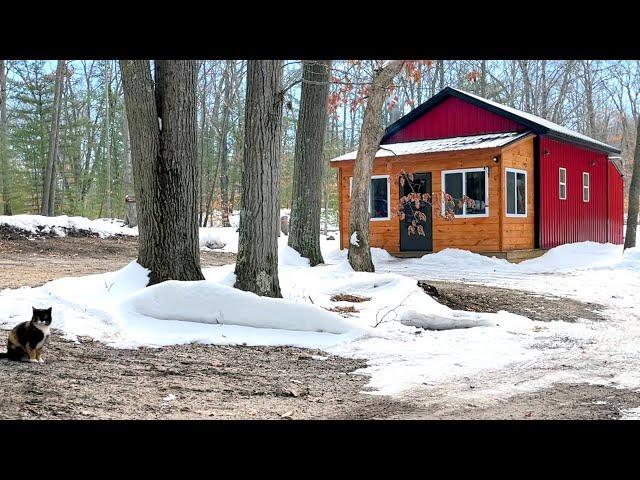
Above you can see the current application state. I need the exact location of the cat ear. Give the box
[32,306,36,312]
[47,307,52,313]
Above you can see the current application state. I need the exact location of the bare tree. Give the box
[0,59,10,215]
[41,60,65,216]
[348,60,405,272]
[120,60,204,285]
[234,60,283,297]
[625,115,640,250]
[121,108,137,227]
[288,60,331,266]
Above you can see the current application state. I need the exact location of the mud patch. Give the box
[0,331,412,420]
[419,280,605,322]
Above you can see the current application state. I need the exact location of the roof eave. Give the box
[543,131,622,155]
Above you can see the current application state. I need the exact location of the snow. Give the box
[2,222,640,401]
[350,231,360,246]
[0,214,138,238]
[620,406,640,420]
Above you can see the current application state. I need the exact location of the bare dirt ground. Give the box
[1,232,637,420]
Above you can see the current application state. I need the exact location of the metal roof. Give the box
[381,87,621,155]
[330,131,530,163]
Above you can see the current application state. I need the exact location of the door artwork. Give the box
[399,172,433,251]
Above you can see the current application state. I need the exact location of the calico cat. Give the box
[0,307,52,363]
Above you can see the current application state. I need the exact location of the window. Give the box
[582,172,590,202]
[441,168,488,217]
[506,169,527,217]
[349,175,390,221]
[559,167,567,200]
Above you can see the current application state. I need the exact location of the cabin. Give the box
[330,87,625,260]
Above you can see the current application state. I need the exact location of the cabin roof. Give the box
[381,87,621,155]
[330,131,530,163]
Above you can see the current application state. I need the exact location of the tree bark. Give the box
[219,61,234,227]
[234,60,283,297]
[625,115,640,250]
[348,60,405,272]
[0,59,11,215]
[121,108,137,227]
[120,60,204,285]
[288,60,330,266]
[41,60,65,216]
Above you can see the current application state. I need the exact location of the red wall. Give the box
[385,96,525,143]
[608,161,624,244]
[539,136,610,248]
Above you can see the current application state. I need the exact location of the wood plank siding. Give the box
[334,135,536,253]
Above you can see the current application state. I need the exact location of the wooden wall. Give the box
[334,136,536,253]
[500,136,535,250]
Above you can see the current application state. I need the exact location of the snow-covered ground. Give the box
[2,214,640,404]
[0,214,138,238]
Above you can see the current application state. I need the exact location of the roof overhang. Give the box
[330,131,533,163]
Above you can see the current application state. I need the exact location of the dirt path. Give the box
[0,234,236,289]
[2,233,636,419]
[0,332,412,420]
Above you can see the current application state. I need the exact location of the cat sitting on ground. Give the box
[0,307,52,363]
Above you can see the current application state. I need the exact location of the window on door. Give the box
[505,168,527,217]
[349,175,390,221]
[559,167,567,200]
[582,172,590,202]
[441,168,488,217]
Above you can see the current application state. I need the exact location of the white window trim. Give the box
[559,167,567,200]
[348,175,391,221]
[440,168,490,219]
[505,168,528,218]
[582,172,590,203]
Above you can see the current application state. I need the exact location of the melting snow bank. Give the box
[0,214,138,238]
[400,309,499,330]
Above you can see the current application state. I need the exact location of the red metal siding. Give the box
[608,161,624,244]
[539,136,609,248]
[385,96,525,143]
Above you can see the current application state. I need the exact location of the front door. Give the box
[399,172,433,251]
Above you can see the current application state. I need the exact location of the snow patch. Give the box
[350,231,360,247]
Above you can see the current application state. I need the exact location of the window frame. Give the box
[505,168,528,218]
[440,167,490,219]
[582,172,590,203]
[559,167,567,200]
[348,174,391,221]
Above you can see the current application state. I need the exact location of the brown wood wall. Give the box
[334,135,536,253]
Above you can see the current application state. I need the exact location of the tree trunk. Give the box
[120,60,204,285]
[348,60,404,272]
[288,60,330,266]
[625,115,640,250]
[219,61,234,227]
[234,60,283,297]
[121,108,137,227]
[104,60,112,218]
[0,59,11,215]
[41,60,65,216]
